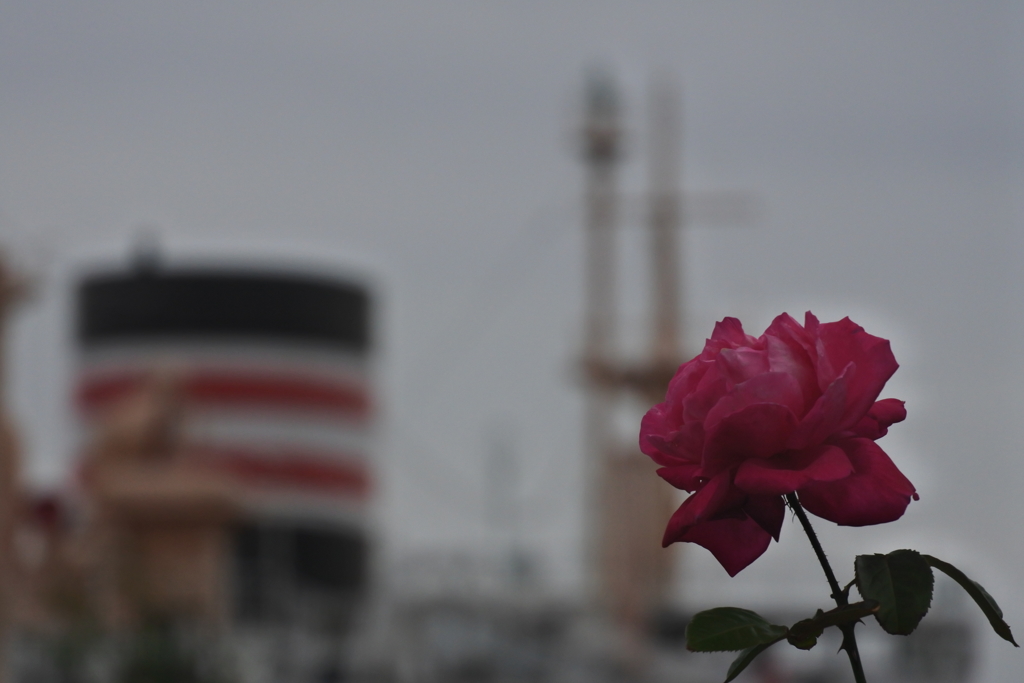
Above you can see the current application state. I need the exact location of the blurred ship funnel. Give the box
[73,255,376,677]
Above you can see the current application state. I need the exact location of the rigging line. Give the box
[399,191,756,395]
[386,421,480,503]
[403,203,577,395]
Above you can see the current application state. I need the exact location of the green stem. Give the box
[785,493,868,683]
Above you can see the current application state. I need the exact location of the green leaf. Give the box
[855,549,934,635]
[724,641,779,682]
[685,607,788,652]
[923,554,1018,647]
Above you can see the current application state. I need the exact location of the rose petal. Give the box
[766,312,817,359]
[717,347,770,385]
[663,359,709,411]
[798,438,917,526]
[786,365,849,449]
[657,464,702,492]
[744,494,785,541]
[734,444,853,496]
[843,398,907,440]
[715,371,806,423]
[683,367,728,423]
[710,317,753,347]
[765,334,818,414]
[815,318,899,429]
[803,311,821,336]
[662,472,738,537]
[640,409,704,466]
[702,402,798,474]
[676,515,774,577]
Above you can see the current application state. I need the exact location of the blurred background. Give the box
[0,2,1021,682]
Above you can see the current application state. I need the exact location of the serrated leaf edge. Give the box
[855,550,933,636]
[686,608,788,653]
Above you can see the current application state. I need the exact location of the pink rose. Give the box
[640,312,917,576]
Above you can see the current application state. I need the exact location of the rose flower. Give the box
[639,312,917,576]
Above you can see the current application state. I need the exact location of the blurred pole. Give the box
[580,69,622,603]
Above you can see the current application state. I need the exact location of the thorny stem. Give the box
[785,493,868,683]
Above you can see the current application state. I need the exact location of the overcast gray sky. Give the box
[2,2,1023,680]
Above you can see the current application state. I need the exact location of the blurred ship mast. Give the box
[579,73,683,636]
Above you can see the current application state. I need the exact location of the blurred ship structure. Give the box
[4,254,376,682]
[0,69,982,683]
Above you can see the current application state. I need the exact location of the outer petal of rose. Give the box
[786,366,849,449]
[733,444,853,496]
[683,367,728,423]
[815,318,899,429]
[676,515,774,576]
[662,472,737,537]
[640,409,704,466]
[657,464,702,492]
[702,402,799,474]
[842,398,907,440]
[803,311,821,337]
[705,372,804,432]
[663,359,709,413]
[798,438,917,526]
[744,494,785,541]
[710,317,753,347]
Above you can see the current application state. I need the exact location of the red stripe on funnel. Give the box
[190,447,371,498]
[78,371,371,418]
